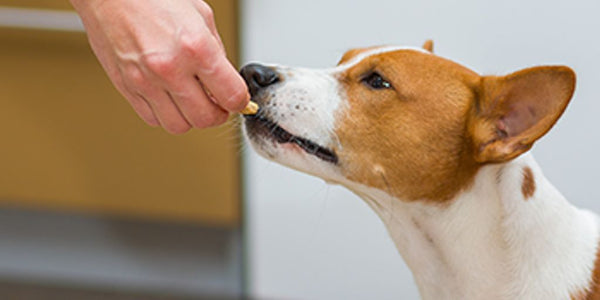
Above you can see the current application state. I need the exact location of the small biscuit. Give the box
[240,101,259,115]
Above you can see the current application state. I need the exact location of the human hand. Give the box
[71,0,249,134]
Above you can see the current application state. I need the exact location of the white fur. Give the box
[242,65,345,182]
[336,46,429,70]
[345,154,599,300]
[244,47,600,299]
[245,47,428,181]
[266,66,342,148]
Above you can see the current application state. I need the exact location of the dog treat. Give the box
[241,101,259,115]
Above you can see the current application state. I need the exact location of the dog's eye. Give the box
[362,72,392,90]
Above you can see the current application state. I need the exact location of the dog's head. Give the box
[242,41,575,202]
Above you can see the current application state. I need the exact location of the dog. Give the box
[240,41,599,300]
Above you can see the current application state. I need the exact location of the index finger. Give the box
[194,35,249,112]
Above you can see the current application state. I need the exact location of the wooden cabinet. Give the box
[0,1,242,226]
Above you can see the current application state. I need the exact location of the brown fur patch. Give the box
[572,290,587,300]
[571,243,600,300]
[334,49,482,202]
[585,243,600,299]
[470,67,575,163]
[521,167,536,199]
[422,40,434,53]
[333,48,574,203]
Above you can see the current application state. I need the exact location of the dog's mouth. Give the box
[244,113,338,164]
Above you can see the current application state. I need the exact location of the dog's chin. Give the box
[243,114,341,181]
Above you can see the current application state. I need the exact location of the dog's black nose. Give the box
[240,63,280,96]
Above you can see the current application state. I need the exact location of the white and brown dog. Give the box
[240,41,599,300]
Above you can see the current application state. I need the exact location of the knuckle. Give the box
[143,53,176,77]
[179,34,209,57]
[107,68,124,84]
[126,66,146,86]
[197,1,215,20]
[200,58,221,77]
[112,81,131,99]
[182,37,220,72]
[196,56,225,81]
[204,6,215,21]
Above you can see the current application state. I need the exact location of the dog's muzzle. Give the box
[240,64,339,164]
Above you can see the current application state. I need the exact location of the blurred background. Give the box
[0,1,241,299]
[1,0,599,299]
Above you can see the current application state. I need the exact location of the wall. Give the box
[242,0,600,299]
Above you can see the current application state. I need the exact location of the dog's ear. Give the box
[470,66,575,163]
[422,40,434,53]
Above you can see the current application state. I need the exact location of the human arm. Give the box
[70,0,250,133]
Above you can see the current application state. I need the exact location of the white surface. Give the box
[241,0,600,299]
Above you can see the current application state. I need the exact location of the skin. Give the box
[70,0,250,134]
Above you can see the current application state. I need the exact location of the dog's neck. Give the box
[348,153,599,299]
